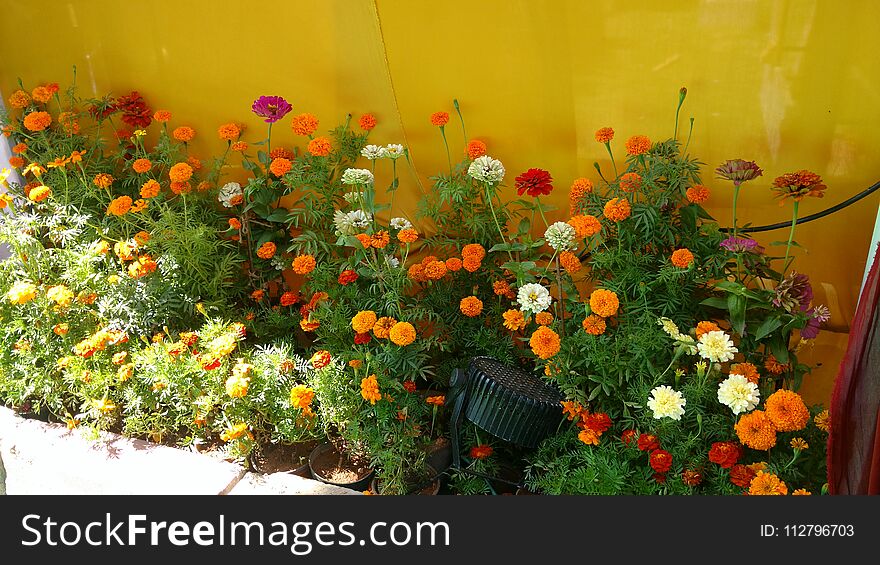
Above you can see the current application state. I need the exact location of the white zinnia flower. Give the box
[647,385,686,420]
[380,144,405,159]
[333,209,372,236]
[467,155,505,184]
[341,168,374,186]
[657,317,681,338]
[544,221,576,252]
[697,330,738,363]
[360,145,383,160]
[517,283,552,315]
[390,217,412,230]
[218,182,243,208]
[342,191,362,204]
[717,374,760,415]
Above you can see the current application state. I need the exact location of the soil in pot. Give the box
[309,443,373,490]
[370,466,441,496]
[251,439,320,477]
[424,437,452,473]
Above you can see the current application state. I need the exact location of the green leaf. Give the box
[728,293,746,335]
[265,209,289,223]
[768,334,789,364]
[753,316,783,341]
[700,297,727,309]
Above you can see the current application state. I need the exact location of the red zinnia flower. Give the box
[708,441,742,469]
[637,433,660,452]
[649,449,673,473]
[515,168,554,198]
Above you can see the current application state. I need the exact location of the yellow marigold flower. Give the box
[361,374,382,405]
[290,113,319,136]
[46,285,74,308]
[111,351,128,365]
[792,488,812,496]
[502,309,526,331]
[208,332,238,357]
[352,311,378,333]
[578,428,600,446]
[459,296,483,317]
[559,250,582,274]
[389,321,416,346]
[790,437,809,450]
[127,255,157,279]
[765,389,810,432]
[603,198,631,222]
[6,281,37,304]
[256,241,276,259]
[225,372,251,398]
[220,423,249,442]
[589,289,619,318]
[624,134,651,156]
[107,195,132,216]
[529,326,561,359]
[582,314,606,335]
[735,410,777,450]
[93,173,114,189]
[397,229,419,244]
[814,409,830,432]
[91,398,116,413]
[290,384,315,411]
[671,248,695,268]
[292,254,316,275]
[53,323,70,336]
[114,240,136,261]
[117,363,134,382]
[373,316,396,339]
[748,470,788,495]
[535,311,553,326]
[28,185,51,202]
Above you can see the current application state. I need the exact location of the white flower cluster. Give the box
[342,191,362,204]
[717,374,760,415]
[467,155,505,184]
[390,217,412,230]
[380,144,405,159]
[341,168,374,186]
[657,317,698,355]
[333,209,371,236]
[270,255,288,272]
[218,182,243,208]
[697,330,738,363]
[360,145,383,160]
[647,385,686,420]
[517,283,551,315]
[544,221,576,252]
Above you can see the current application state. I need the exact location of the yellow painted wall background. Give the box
[2,0,878,406]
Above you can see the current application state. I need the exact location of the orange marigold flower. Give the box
[172,126,195,142]
[270,157,292,177]
[291,113,319,136]
[153,110,171,123]
[426,395,445,406]
[127,255,157,278]
[594,127,614,144]
[493,280,512,296]
[764,389,810,432]
[370,230,390,249]
[107,195,133,216]
[217,122,241,141]
[461,243,486,260]
[695,321,720,339]
[618,172,642,192]
[169,162,193,183]
[12,143,27,154]
[389,321,416,346]
[8,89,31,108]
[430,111,449,126]
[445,257,463,272]
[749,471,788,495]
[589,289,619,318]
[397,229,419,244]
[529,326,561,359]
[280,291,298,306]
[462,256,481,273]
[8,156,25,168]
[467,139,487,160]
[814,409,830,432]
[686,184,710,203]
[735,410,777,450]
[535,311,553,326]
[93,173,114,189]
[31,85,53,104]
[561,400,585,421]
[132,158,152,173]
[372,316,397,339]
[114,240,136,261]
[567,214,601,238]
[559,251,582,274]
[582,314,606,335]
[269,147,294,161]
[792,488,811,495]
[624,134,651,156]
[408,263,427,282]
[187,156,203,171]
[569,178,594,215]
[424,260,448,280]
[251,289,265,301]
[292,254,317,275]
[470,445,493,460]
[359,113,377,131]
[354,233,371,249]
[170,181,192,195]
[232,141,248,152]
[764,354,789,375]
[28,185,51,202]
[459,296,483,317]
[196,181,211,192]
[23,111,52,131]
[502,309,527,331]
[730,362,760,384]
[256,241,276,259]
[671,248,695,268]
[53,323,69,336]
[133,230,151,245]
[300,316,320,332]
[603,197,631,222]
[307,136,332,156]
[352,311,378,334]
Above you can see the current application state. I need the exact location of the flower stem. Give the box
[389,159,397,216]
[604,143,618,180]
[536,197,550,228]
[781,201,799,280]
[485,183,513,261]
[731,183,741,240]
[439,126,452,173]
[266,123,273,178]
[454,99,468,152]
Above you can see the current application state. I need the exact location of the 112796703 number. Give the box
[761,524,855,537]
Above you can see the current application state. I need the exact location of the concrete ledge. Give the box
[0,407,358,495]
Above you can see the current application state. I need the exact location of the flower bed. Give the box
[0,81,830,495]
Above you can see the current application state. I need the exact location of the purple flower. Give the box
[716,159,763,185]
[773,271,813,314]
[800,306,830,339]
[251,95,292,124]
[720,236,763,254]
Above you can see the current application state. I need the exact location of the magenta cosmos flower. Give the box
[251,96,292,123]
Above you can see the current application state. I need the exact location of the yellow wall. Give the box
[2,0,878,405]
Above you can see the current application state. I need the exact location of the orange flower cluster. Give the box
[256,241,276,259]
[569,178,593,215]
[582,314,606,335]
[493,280,515,298]
[279,291,298,307]
[535,311,553,326]
[559,251,582,274]
[409,255,450,282]
[430,111,449,126]
[459,296,483,317]
[577,410,613,445]
[568,214,601,238]
[502,309,526,331]
[270,157,292,177]
[361,375,382,405]
[359,113,377,131]
[771,170,826,204]
[153,110,171,122]
[169,162,193,183]
[764,354,789,375]
[292,254,316,275]
[730,362,760,384]
[624,135,651,156]
[291,113,319,136]
[8,89,31,108]
[217,122,241,141]
[107,195,133,216]
[618,172,642,192]
[232,141,248,152]
[128,255,157,278]
[389,321,416,346]
[467,139,487,160]
[269,147,294,160]
[594,127,614,144]
[589,289,619,318]
[308,136,332,156]
[764,389,810,432]
[748,471,788,495]
[671,248,694,268]
[172,126,195,142]
[735,409,777,450]
[686,184,710,203]
[352,311,378,333]
[93,173,114,189]
[470,445,493,460]
[426,395,445,406]
[23,111,52,132]
[603,198,631,222]
[695,321,720,339]
[132,158,152,173]
[397,229,419,244]
[529,326,561,359]
[372,316,396,339]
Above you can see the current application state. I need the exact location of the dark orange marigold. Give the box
[671,248,694,268]
[603,198,631,222]
[624,135,651,156]
[467,139,487,160]
[595,127,614,144]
